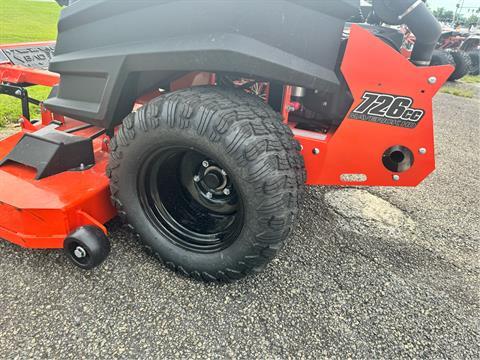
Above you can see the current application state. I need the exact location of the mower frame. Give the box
[0,26,452,252]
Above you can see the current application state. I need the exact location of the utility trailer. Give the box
[0,0,453,281]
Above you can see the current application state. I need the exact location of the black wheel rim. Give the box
[138,147,244,253]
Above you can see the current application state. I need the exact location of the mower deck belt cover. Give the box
[0,127,95,180]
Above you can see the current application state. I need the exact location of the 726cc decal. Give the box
[350,92,426,128]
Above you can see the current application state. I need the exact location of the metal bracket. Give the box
[398,0,423,21]
[0,83,41,120]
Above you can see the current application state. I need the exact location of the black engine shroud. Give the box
[45,0,360,129]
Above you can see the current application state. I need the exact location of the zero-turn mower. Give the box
[0,0,453,282]
[403,29,478,80]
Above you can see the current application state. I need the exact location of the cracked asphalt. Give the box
[0,92,479,358]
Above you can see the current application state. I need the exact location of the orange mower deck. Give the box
[0,124,116,249]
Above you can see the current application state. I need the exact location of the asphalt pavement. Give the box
[0,92,478,359]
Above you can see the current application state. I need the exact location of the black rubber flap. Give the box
[0,127,94,180]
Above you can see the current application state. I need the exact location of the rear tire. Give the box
[107,86,305,282]
[468,50,479,76]
[449,50,472,81]
[430,50,455,67]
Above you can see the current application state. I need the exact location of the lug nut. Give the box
[221,169,227,176]
[202,161,209,168]
[193,175,201,182]
[223,188,231,196]
[206,192,213,199]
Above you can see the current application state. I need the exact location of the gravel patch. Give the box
[0,93,478,358]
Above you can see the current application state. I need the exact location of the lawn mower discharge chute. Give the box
[0,0,453,281]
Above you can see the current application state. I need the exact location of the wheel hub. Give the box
[203,171,222,189]
[196,164,229,196]
[73,246,87,259]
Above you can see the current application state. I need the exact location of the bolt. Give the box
[322,101,328,107]
[206,192,213,199]
[393,174,400,181]
[193,175,201,183]
[202,160,209,168]
[428,77,437,84]
[15,89,22,96]
[79,163,85,170]
[287,105,296,112]
[419,148,427,155]
[223,188,231,196]
[73,246,87,259]
[312,148,320,155]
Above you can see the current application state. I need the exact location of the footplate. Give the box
[0,43,56,70]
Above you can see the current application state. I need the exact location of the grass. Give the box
[0,87,52,127]
[0,0,60,127]
[440,86,475,99]
[0,0,60,43]
[461,75,480,84]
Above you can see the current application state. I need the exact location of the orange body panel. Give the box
[294,26,453,186]
[0,65,59,87]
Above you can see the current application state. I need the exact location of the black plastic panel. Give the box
[1,45,56,70]
[0,126,94,180]
[45,0,360,129]
[0,50,9,64]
